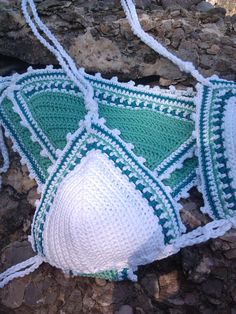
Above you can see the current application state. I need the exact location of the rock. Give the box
[27,187,40,207]
[207,44,220,55]
[141,273,160,300]
[118,305,134,314]
[24,280,45,307]
[83,293,95,311]
[208,7,227,17]
[158,271,180,300]
[196,1,214,12]
[3,165,36,194]
[95,277,107,287]
[1,241,35,270]
[161,0,201,9]
[207,0,236,15]
[224,249,236,260]
[135,0,152,9]
[201,279,223,298]
[0,279,27,309]
[0,1,235,83]
[220,230,236,243]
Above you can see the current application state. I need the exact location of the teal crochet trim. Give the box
[164,157,198,200]
[197,78,236,220]
[15,69,195,174]
[0,97,51,185]
[72,267,131,281]
[0,68,197,200]
[33,122,185,257]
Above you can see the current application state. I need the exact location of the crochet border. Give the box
[32,121,186,257]
[195,77,236,220]
[9,66,195,179]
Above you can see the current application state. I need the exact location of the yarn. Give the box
[0,0,235,287]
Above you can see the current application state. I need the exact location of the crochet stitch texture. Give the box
[0,0,235,285]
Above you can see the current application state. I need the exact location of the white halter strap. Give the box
[21,0,98,126]
[0,127,9,187]
[120,0,210,85]
[0,255,43,288]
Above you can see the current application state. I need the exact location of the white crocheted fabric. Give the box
[0,0,236,286]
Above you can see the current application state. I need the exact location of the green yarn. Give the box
[22,89,194,171]
[26,92,86,149]
[100,104,194,170]
[0,97,52,184]
[163,157,198,198]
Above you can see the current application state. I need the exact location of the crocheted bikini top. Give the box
[0,0,235,286]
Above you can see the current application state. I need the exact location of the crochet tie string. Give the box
[21,0,99,130]
[0,126,10,187]
[120,0,210,86]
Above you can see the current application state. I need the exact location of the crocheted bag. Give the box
[0,0,235,286]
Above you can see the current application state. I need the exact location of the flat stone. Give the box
[118,305,134,314]
[1,241,35,270]
[1,279,28,309]
[196,1,214,12]
[24,281,45,307]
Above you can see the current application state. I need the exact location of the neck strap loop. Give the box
[21,0,98,128]
[120,0,210,85]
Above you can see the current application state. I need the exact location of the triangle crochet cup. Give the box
[0,0,235,286]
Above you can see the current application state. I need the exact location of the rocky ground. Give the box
[0,0,236,313]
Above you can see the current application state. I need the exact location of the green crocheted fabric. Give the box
[0,68,197,199]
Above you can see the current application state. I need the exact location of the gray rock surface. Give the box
[0,0,235,83]
[196,1,214,12]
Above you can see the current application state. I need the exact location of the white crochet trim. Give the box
[0,91,46,190]
[223,97,236,195]
[6,67,196,183]
[120,0,211,86]
[158,216,236,260]
[156,137,195,180]
[0,76,15,187]
[0,255,43,288]
[21,0,99,128]
[7,90,56,162]
[194,79,236,218]
[43,150,166,275]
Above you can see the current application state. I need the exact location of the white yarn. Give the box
[0,127,9,176]
[21,0,98,127]
[0,255,43,288]
[120,0,210,86]
[223,96,236,193]
[43,150,165,274]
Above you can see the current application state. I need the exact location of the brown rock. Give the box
[158,271,180,299]
[1,241,35,271]
[27,187,40,207]
[141,273,160,300]
[207,44,220,55]
[0,279,28,309]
